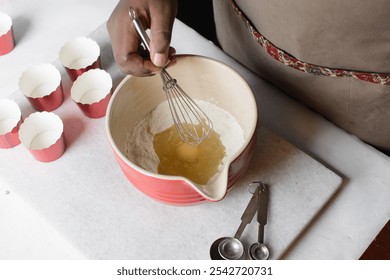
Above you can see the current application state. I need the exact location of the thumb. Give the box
[149,6,176,67]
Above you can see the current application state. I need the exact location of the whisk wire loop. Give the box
[130,7,213,145]
[161,69,213,145]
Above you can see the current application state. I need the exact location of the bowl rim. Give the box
[105,54,258,189]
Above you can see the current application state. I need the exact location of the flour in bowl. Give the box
[124,99,245,183]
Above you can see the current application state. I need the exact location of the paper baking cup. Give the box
[71,69,112,118]
[19,64,64,112]
[0,12,15,55]
[19,112,65,162]
[59,37,101,81]
[0,99,22,148]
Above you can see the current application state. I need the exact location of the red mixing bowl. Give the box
[106,55,258,205]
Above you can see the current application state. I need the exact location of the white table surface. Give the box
[1,0,389,260]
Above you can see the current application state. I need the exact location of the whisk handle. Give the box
[129,7,151,52]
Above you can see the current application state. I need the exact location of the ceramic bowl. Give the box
[106,55,258,205]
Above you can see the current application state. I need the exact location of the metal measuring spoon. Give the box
[209,185,259,260]
[248,183,270,260]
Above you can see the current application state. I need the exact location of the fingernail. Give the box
[153,53,166,67]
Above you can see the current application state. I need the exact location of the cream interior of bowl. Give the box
[107,55,257,200]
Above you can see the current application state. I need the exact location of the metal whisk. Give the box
[129,7,213,145]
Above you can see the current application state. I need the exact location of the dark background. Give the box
[176,0,217,43]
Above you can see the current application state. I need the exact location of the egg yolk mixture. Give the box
[153,124,226,185]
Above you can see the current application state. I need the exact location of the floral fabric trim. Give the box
[230,0,390,86]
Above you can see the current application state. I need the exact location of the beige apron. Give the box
[213,0,390,150]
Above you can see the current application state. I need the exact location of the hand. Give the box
[107,0,178,76]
